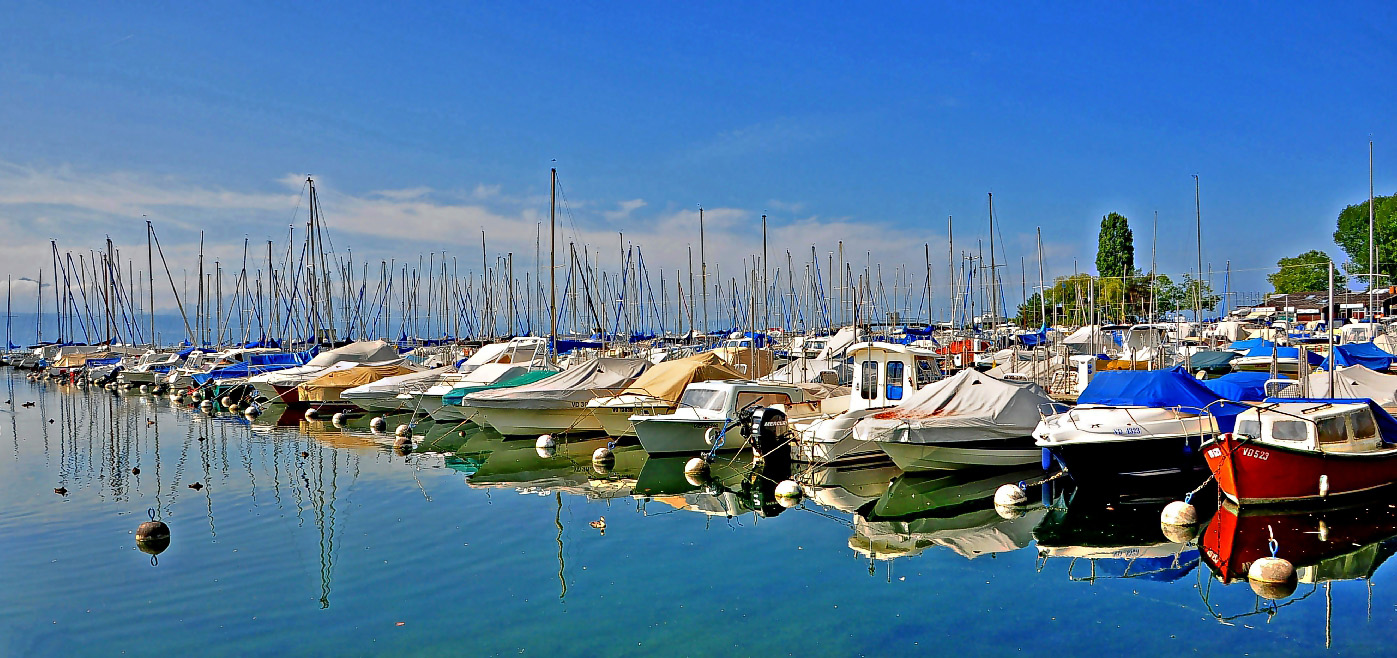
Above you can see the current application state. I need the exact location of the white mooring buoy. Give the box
[592,446,613,462]
[993,483,1028,507]
[774,480,802,508]
[304,408,320,420]
[536,434,556,450]
[332,412,348,426]
[1248,556,1297,600]
[370,416,387,431]
[395,424,411,438]
[1160,500,1198,526]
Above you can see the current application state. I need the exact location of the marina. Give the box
[9,4,1397,655]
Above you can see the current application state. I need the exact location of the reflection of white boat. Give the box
[857,369,1051,471]
[850,467,1045,561]
[801,462,902,513]
[851,507,1044,561]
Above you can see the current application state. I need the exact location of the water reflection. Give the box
[1034,488,1204,583]
[852,467,1046,563]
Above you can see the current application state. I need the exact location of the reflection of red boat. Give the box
[1200,500,1397,585]
[1202,400,1397,505]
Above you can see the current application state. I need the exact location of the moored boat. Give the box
[1202,398,1397,506]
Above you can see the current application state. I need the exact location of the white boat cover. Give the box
[465,357,649,409]
[1287,365,1397,405]
[305,340,400,367]
[1062,325,1105,353]
[854,369,1052,444]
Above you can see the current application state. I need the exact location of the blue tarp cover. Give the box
[1078,366,1224,410]
[1242,345,1325,366]
[84,357,122,367]
[1200,371,1280,402]
[1228,338,1274,351]
[1321,342,1397,371]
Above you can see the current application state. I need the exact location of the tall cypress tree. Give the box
[1096,212,1135,279]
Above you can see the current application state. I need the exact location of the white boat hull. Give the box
[473,405,601,436]
[878,441,1043,472]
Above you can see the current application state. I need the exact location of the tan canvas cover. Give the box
[716,347,775,378]
[620,352,743,401]
[55,352,113,368]
[300,363,420,401]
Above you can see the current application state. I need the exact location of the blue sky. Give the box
[2,2,1395,317]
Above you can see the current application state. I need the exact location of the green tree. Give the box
[1096,213,1135,281]
[1267,250,1347,294]
[1333,194,1397,281]
[1156,274,1221,318]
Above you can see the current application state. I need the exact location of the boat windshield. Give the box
[680,388,728,412]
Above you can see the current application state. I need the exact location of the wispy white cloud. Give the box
[0,161,1076,318]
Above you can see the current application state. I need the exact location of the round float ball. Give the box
[304,408,320,420]
[227,403,240,414]
[684,457,709,477]
[392,435,414,454]
[220,396,232,407]
[536,444,557,459]
[1248,556,1298,599]
[774,480,802,508]
[199,399,214,412]
[1160,522,1199,543]
[592,446,613,462]
[139,384,150,394]
[369,416,387,431]
[993,483,1028,507]
[535,434,556,450]
[332,412,347,427]
[1160,500,1198,526]
[995,503,1027,520]
[394,424,410,438]
[243,406,260,419]
[135,520,171,555]
[591,459,612,476]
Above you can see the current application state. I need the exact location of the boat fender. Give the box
[304,408,320,420]
[774,479,802,508]
[394,424,411,438]
[1319,474,1329,498]
[1160,500,1198,526]
[370,416,387,432]
[993,483,1028,507]
[536,434,556,450]
[220,396,233,407]
[243,406,260,419]
[684,457,710,478]
[592,446,614,463]
[332,412,348,427]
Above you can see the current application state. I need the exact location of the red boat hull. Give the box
[1203,434,1397,505]
[1199,501,1397,584]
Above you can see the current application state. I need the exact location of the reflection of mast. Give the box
[555,491,566,600]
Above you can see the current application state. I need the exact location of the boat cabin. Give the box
[1233,401,1387,454]
[848,342,941,413]
[676,380,812,419]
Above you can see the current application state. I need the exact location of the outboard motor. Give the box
[746,406,792,469]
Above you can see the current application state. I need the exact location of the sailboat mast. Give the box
[700,206,708,336]
[549,167,557,358]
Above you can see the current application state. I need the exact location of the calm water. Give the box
[2,372,1395,656]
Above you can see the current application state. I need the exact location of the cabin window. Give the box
[736,392,793,409]
[886,362,905,400]
[680,388,727,412]
[1317,416,1348,445]
[1352,410,1377,440]
[1270,420,1308,442]
[914,357,937,386]
[860,361,879,400]
[1235,419,1260,439]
